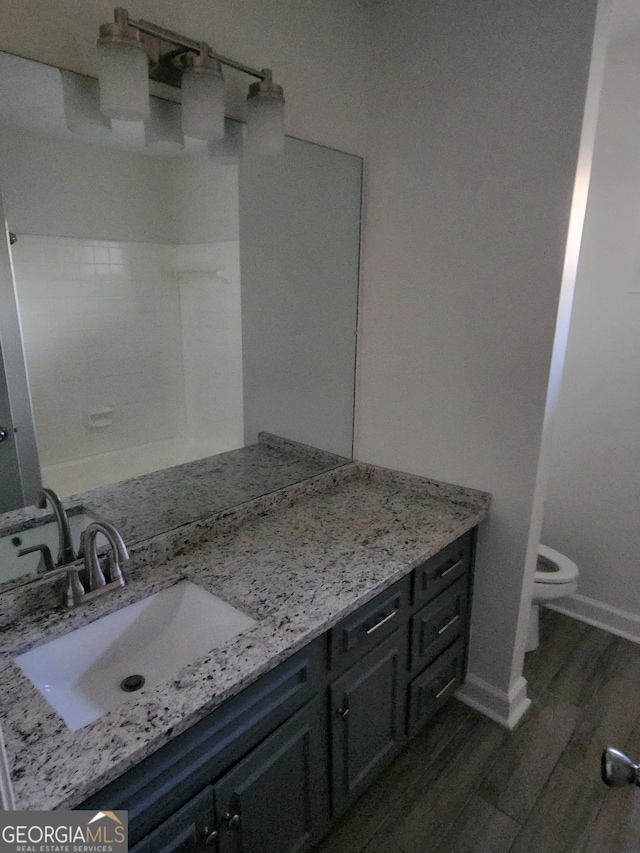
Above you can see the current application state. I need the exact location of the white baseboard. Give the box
[546,594,640,645]
[455,674,531,730]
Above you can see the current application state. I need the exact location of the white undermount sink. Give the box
[13,580,257,730]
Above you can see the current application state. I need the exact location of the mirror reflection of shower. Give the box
[11,225,243,495]
[0,50,362,503]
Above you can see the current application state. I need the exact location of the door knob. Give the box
[0,427,8,442]
[601,747,640,787]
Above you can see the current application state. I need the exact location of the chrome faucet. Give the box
[42,520,129,609]
[80,521,128,592]
[17,487,76,574]
[36,487,76,566]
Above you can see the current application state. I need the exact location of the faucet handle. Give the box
[65,567,86,608]
[33,562,86,608]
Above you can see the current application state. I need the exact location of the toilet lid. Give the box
[536,544,579,584]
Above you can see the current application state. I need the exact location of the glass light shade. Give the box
[97,40,150,122]
[246,94,285,156]
[145,97,184,154]
[181,67,225,141]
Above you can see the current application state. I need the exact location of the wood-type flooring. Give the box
[314,609,640,852]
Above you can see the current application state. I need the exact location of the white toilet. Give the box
[527,544,579,652]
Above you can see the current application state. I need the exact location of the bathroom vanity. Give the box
[0,459,489,853]
[83,534,473,852]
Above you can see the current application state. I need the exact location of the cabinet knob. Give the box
[225,813,241,829]
[0,427,8,443]
[336,705,350,721]
[202,828,219,847]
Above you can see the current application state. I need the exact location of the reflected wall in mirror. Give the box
[0,51,361,504]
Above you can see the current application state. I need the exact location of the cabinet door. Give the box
[129,786,215,853]
[214,697,328,853]
[330,627,406,817]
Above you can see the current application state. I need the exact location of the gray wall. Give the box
[239,137,361,458]
[355,0,599,701]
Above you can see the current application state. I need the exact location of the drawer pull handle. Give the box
[438,558,462,579]
[202,829,219,846]
[366,610,397,635]
[437,614,460,636]
[336,697,350,720]
[435,677,457,700]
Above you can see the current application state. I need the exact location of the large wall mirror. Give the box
[0,51,361,543]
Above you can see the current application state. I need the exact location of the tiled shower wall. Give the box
[11,235,243,494]
[174,241,244,458]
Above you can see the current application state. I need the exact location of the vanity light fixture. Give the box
[181,47,225,141]
[97,8,150,122]
[246,71,286,156]
[97,7,286,154]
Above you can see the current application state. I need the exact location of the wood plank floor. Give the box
[313,610,640,852]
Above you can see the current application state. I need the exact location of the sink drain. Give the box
[120,674,145,693]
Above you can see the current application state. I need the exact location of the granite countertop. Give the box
[0,432,349,547]
[0,462,490,812]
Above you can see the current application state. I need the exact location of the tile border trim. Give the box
[546,594,640,645]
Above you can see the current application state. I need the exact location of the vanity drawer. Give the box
[329,576,410,674]
[407,638,465,737]
[409,577,468,676]
[411,532,472,606]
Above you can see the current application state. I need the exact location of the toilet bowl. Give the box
[527,544,579,652]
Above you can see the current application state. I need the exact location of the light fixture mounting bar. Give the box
[121,11,267,81]
[98,7,285,152]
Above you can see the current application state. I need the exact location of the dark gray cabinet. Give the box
[329,627,406,816]
[328,577,410,675]
[81,640,325,847]
[213,698,328,853]
[129,786,215,853]
[127,699,327,853]
[407,638,465,737]
[81,528,477,853]
[409,576,468,675]
[412,533,473,607]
